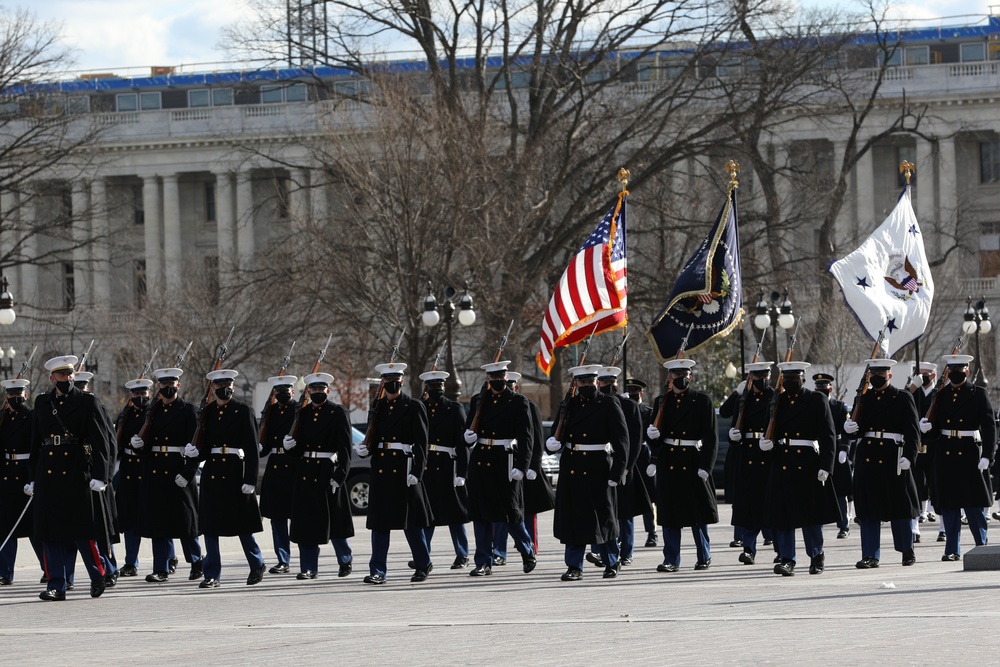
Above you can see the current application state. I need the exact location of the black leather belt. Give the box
[43,436,79,446]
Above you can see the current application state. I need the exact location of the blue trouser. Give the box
[836,496,850,530]
[741,527,763,554]
[202,534,262,581]
[152,536,202,573]
[662,525,710,567]
[565,541,618,569]
[492,522,508,559]
[423,524,469,559]
[733,525,745,541]
[642,511,656,535]
[619,518,635,560]
[942,508,988,556]
[774,525,824,562]
[0,536,43,580]
[370,528,429,577]
[859,518,913,560]
[123,527,141,568]
[475,520,532,567]
[271,519,291,566]
[298,538,352,572]
[42,541,104,594]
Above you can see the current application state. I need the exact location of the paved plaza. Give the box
[1,504,998,665]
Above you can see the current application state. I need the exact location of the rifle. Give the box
[257,340,296,445]
[762,319,802,442]
[138,340,193,441]
[289,334,332,440]
[420,342,447,399]
[115,347,158,444]
[652,322,694,431]
[191,327,236,453]
[734,328,767,432]
[0,345,36,429]
[607,330,630,368]
[75,339,95,373]
[848,326,888,424]
[469,319,515,434]
[923,334,965,423]
[361,329,406,451]
[552,323,599,442]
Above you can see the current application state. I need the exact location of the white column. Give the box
[854,147,875,236]
[214,171,236,289]
[914,138,936,223]
[0,190,16,269]
[71,180,91,307]
[938,136,958,232]
[831,140,850,251]
[771,142,792,228]
[236,171,255,268]
[162,174,182,293]
[19,189,37,309]
[91,179,111,306]
[289,168,309,232]
[309,169,328,228]
[142,175,163,295]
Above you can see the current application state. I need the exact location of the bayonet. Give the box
[175,341,194,369]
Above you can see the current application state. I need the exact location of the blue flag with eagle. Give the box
[647,188,743,362]
[828,185,933,356]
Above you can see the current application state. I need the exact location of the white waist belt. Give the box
[380,442,413,453]
[4,452,29,461]
[744,432,765,440]
[477,438,515,448]
[303,451,338,461]
[210,447,244,457]
[667,439,702,449]
[940,429,982,441]
[567,443,611,452]
[864,431,902,442]
[429,445,457,456]
[785,439,819,450]
[153,446,185,454]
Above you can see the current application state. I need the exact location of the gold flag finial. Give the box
[899,160,915,185]
[617,167,630,192]
[725,160,741,191]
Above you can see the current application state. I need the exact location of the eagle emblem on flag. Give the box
[884,254,923,300]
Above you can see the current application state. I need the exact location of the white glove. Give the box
[463,429,478,444]
[729,427,742,442]
[406,474,418,487]
[838,450,848,465]
[526,469,537,481]
[918,418,932,434]
[759,438,774,452]
[241,484,255,495]
[899,457,911,471]
[130,434,144,449]
[978,457,990,471]
[817,469,829,484]
[735,380,746,395]
[697,469,709,481]
[174,474,188,488]
[89,479,107,492]
[843,419,859,434]
[510,468,524,482]
[608,479,618,487]
[545,437,561,452]
[355,444,369,457]
[183,443,198,458]
[645,463,657,477]
[282,434,297,450]
[257,442,263,454]
[646,425,660,440]
[454,476,466,487]
[23,482,33,496]
[331,480,340,492]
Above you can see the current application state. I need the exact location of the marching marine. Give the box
[258,375,298,575]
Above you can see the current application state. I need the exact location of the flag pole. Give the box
[617,167,630,382]
[900,160,919,383]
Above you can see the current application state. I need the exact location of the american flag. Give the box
[536,192,628,375]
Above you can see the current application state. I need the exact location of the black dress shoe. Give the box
[522,553,537,574]
[120,565,138,577]
[837,529,850,539]
[808,553,825,575]
[296,571,317,580]
[450,556,469,570]
[338,560,353,577]
[246,565,266,585]
[937,532,946,542]
[620,557,633,566]
[602,563,621,579]
[66,583,75,591]
[913,533,921,543]
[168,557,178,574]
[410,570,428,583]
[38,589,65,601]
[0,577,11,585]
[199,578,220,589]
[469,565,492,577]
[560,567,583,581]
[656,563,678,573]
[762,539,773,546]
[585,552,604,568]
[407,560,417,569]
[902,551,916,566]
[941,553,961,562]
[644,534,658,547]
[104,572,118,588]
[90,579,106,598]
[145,572,168,583]
[739,550,756,565]
[189,560,204,581]
[39,575,48,584]
[774,560,795,576]
[363,574,385,585]
[773,555,782,564]
[729,539,743,548]
[855,557,880,569]
[269,563,290,575]
[694,559,711,571]
[492,556,506,567]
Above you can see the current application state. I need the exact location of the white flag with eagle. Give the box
[828,186,934,356]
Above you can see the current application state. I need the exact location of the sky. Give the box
[20,0,999,74]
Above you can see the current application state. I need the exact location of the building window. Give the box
[897,145,917,187]
[63,263,75,311]
[716,58,742,78]
[905,46,929,66]
[189,90,210,107]
[260,83,307,104]
[133,185,144,225]
[189,89,234,107]
[276,177,289,219]
[205,182,216,222]
[134,259,146,309]
[116,93,138,112]
[962,43,986,63]
[285,83,307,102]
[980,141,1000,184]
[261,85,284,104]
[212,88,234,106]
[140,92,161,110]
[882,48,902,67]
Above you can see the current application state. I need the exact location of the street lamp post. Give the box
[753,288,795,382]
[962,295,992,388]
[0,276,15,326]
[420,282,476,401]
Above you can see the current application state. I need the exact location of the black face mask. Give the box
[425,387,444,401]
[7,396,24,408]
[626,393,640,402]
[160,386,178,399]
[672,377,690,391]
[869,375,887,389]
[815,385,832,396]
[309,392,327,404]
[215,386,234,400]
[132,396,150,409]
[950,371,967,385]
[577,385,598,399]
[275,391,292,405]
[383,381,402,394]
[599,384,614,395]
[921,374,932,386]
[751,378,767,392]
[488,379,507,392]
[783,378,802,393]
[56,381,71,394]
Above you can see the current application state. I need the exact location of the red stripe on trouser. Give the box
[42,552,50,579]
[88,540,106,577]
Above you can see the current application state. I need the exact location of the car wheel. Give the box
[347,472,370,515]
